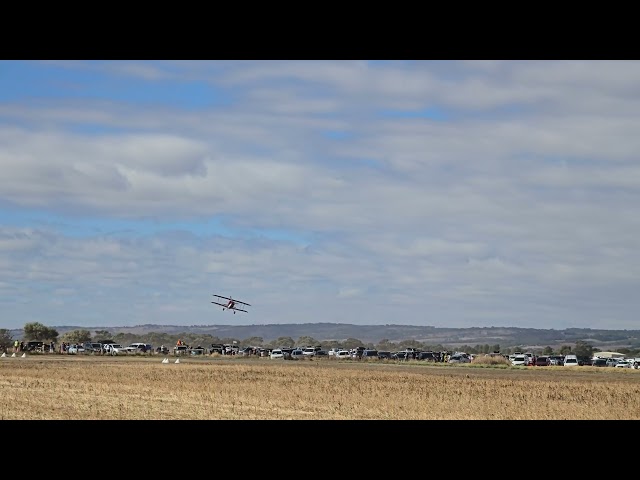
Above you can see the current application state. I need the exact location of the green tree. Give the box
[23,322,59,342]
[93,330,112,340]
[343,337,364,350]
[560,345,573,355]
[398,339,422,350]
[376,339,396,351]
[244,336,264,347]
[296,336,319,348]
[0,329,13,353]
[61,329,92,344]
[542,346,553,355]
[273,336,295,348]
[573,341,594,359]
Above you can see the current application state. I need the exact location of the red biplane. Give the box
[211,294,251,314]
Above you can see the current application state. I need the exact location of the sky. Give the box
[1,60,639,331]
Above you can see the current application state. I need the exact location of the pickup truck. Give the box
[173,345,189,356]
[124,342,152,354]
[103,343,127,355]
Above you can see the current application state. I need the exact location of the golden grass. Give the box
[1,355,639,419]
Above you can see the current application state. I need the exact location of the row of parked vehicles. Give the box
[66,341,154,355]
[509,353,640,368]
[268,347,461,362]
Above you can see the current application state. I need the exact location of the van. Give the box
[511,355,528,366]
[563,354,579,366]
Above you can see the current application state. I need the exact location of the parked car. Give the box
[548,355,565,366]
[361,349,378,359]
[606,358,621,367]
[449,354,471,364]
[615,360,632,368]
[155,345,170,355]
[335,350,351,359]
[302,347,317,356]
[24,341,45,352]
[173,345,189,356]
[83,342,103,354]
[208,344,224,354]
[511,355,528,366]
[103,343,127,355]
[290,349,305,359]
[125,342,152,354]
[533,356,550,366]
[563,355,579,366]
[377,351,392,360]
[591,358,608,367]
[67,344,86,355]
[417,351,437,362]
[270,349,284,359]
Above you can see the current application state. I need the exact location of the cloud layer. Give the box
[1,60,639,330]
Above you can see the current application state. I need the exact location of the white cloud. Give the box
[1,60,640,330]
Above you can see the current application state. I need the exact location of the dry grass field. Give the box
[1,354,639,419]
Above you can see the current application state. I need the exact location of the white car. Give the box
[270,349,284,359]
[563,355,579,366]
[67,344,85,355]
[103,343,127,355]
[124,342,151,354]
[615,360,632,368]
[335,350,351,359]
[511,355,528,366]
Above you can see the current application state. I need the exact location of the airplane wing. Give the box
[212,301,248,312]
[213,294,251,306]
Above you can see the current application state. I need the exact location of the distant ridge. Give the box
[7,323,640,349]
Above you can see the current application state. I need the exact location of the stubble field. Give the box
[1,354,639,419]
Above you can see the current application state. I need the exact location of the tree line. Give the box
[2,322,640,358]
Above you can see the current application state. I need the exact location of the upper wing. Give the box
[213,294,250,306]
[213,294,232,301]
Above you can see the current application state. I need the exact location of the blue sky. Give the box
[1,60,640,330]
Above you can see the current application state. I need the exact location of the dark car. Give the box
[548,355,565,366]
[361,349,378,358]
[533,356,550,366]
[377,351,392,359]
[392,351,409,360]
[417,351,437,362]
[591,358,608,367]
[83,342,103,354]
[25,341,45,352]
[156,345,170,355]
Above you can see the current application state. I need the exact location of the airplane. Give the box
[211,294,251,314]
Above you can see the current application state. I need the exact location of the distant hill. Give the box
[9,323,640,350]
